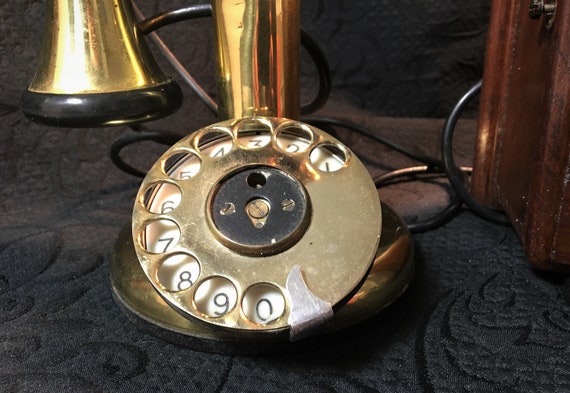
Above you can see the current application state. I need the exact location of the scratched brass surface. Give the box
[28,0,170,94]
[130,117,382,331]
[112,202,413,347]
[213,0,300,120]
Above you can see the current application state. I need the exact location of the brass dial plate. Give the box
[131,117,382,332]
[111,203,414,354]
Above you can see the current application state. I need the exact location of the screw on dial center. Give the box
[220,202,236,215]
[209,166,310,254]
[246,198,271,219]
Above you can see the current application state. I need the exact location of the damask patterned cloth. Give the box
[2,1,570,392]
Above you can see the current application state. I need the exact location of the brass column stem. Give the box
[212,0,300,120]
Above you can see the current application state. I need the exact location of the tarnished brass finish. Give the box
[131,117,382,332]
[324,205,414,331]
[111,202,413,354]
[22,0,182,127]
[213,0,300,120]
[108,0,415,349]
[28,0,170,94]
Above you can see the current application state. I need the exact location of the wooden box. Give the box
[471,0,570,272]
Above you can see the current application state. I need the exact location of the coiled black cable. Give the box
[111,2,510,234]
[137,4,331,115]
[374,166,469,233]
[110,130,182,178]
[304,116,443,168]
[441,80,510,225]
[138,4,213,34]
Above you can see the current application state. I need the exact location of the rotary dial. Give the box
[131,117,382,334]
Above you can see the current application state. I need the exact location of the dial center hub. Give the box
[209,166,310,255]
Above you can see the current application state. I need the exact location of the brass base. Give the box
[111,202,414,354]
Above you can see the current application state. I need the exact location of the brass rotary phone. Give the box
[22,0,414,353]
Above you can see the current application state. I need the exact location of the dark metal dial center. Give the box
[209,166,310,255]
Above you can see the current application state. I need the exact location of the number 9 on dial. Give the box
[193,277,238,318]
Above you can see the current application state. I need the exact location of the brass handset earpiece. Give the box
[21,0,182,127]
[23,0,414,354]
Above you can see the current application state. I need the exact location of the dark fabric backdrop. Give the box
[1,1,570,392]
[3,0,490,120]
